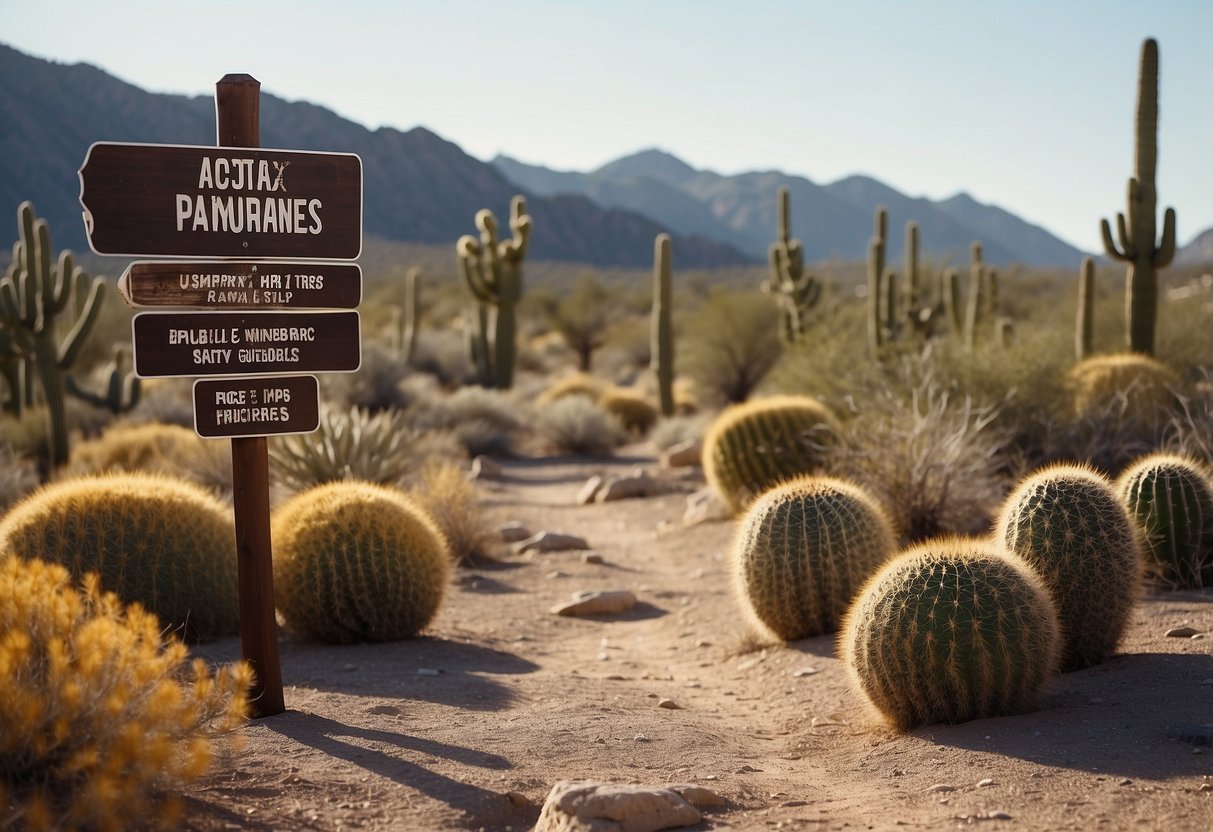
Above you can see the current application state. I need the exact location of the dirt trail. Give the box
[189,452,1213,831]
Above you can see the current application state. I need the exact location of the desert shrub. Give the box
[534,395,628,456]
[542,272,617,371]
[681,289,783,406]
[833,358,1014,543]
[0,406,51,464]
[1163,366,1213,463]
[122,378,195,428]
[408,461,498,566]
[271,480,450,643]
[325,340,412,412]
[0,445,38,512]
[0,557,249,831]
[407,328,479,387]
[408,385,529,458]
[59,422,233,497]
[270,406,464,493]
[649,411,713,452]
[536,372,608,405]
[0,472,239,643]
[598,387,658,436]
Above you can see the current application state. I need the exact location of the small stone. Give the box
[516,530,591,553]
[1165,626,1200,638]
[551,589,638,617]
[634,735,649,742]
[792,667,819,677]
[576,476,606,505]
[658,698,683,710]
[925,784,956,793]
[533,781,699,832]
[737,764,762,773]
[546,570,569,579]
[1118,778,1133,786]
[984,811,1012,821]
[661,440,703,469]
[505,791,531,808]
[976,778,994,788]
[582,552,605,565]
[695,639,712,648]
[469,455,504,480]
[1200,783,1212,791]
[597,471,661,502]
[666,783,725,808]
[499,521,532,543]
[366,705,401,716]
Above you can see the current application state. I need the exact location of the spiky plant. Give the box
[1118,453,1213,589]
[599,387,659,436]
[733,476,895,640]
[0,472,239,642]
[271,480,451,644]
[996,463,1143,670]
[703,395,837,514]
[408,461,498,567]
[0,557,250,831]
[841,537,1059,730]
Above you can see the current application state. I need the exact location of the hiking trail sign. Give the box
[79,142,362,259]
[118,261,362,309]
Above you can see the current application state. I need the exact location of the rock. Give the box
[470,455,504,480]
[582,552,605,565]
[925,783,956,793]
[791,667,819,677]
[666,783,725,808]
[505,790,532,808]
[597,470,661,502]
[683,487,731,526]
[552,590,638,617]
[577,475,606,505]
[534,780,701,832]
[516,531,592,553]
[1165,626,1200,638]
[661,439,702,469]
[499,521,533,543]
[658,698,682,710]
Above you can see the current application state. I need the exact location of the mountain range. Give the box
[2,43,1208,271]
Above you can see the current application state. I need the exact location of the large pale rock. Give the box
[551,590,637,617]
[470,455,504,480]
[534,780,701,832]
[516,531,592,553]
[577,475,607,504]
[661,439,703,469]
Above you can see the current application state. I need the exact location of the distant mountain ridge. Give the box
[493,149,1093,268]
[0,43,749,268]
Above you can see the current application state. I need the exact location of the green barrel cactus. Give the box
[271,480,450,644]
[0,472,238,642]
[702,395,837,515]
[733,475,895,641]
[841,537,1059,731]
[1118,453,1213,589]
[996,463,1143,671]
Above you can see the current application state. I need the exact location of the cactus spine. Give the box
[841,537,1060,730]
[732,476,894,641]
[763,187,820,343]
[457,196,532,388]
[996,463,1142,671]
[1076,256,1095,361]
[1118,453,1213,589]
[65,346,141,414]
[1100,38,1176,356]
[651,234,675,417]
[703,395,838,515]
[867,206,887,355]
[0,202,104,467]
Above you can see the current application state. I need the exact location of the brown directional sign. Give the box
[132,310,360,378]
[193,375,319,438]
[118,261,361,309]
[79,142,362,259]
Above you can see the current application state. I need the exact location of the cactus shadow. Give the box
[921,650,1213,779]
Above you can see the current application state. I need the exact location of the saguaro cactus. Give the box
[65,346,141,415]
[457,196,532,388]
[0,201,104,467]
[867,206,887,355]
[942,268,961,336]
[388,267,420,365]
[1100,38,1176,356]
[1076,256,1095,361]
[963,242,985,350]
[762,187,820,343]
[650,234,675,417]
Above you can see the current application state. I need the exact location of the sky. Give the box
[3,0,1211,254]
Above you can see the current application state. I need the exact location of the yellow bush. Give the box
[0,557,250,831]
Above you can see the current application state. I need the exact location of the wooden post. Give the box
[215,74,285,718]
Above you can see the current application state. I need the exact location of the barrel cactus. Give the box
[995,463,1143,671]
[733,476,895,641]
[703,395,837,514]
[271,480,450,644]
[1117,453,1213,589]
[840,537,1060,730]
[0,472,238,642]
[1068,353,1177,423]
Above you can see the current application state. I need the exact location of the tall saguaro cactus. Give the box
[0,201,104,467]
[457,196,532,389]
[389,267,420,365]
[963,242,985,350]
[867,206,888,356]
[762,187,820,343]
[1100,38,1176,356]
[1076,256,1095,362]
[650,234,676,417]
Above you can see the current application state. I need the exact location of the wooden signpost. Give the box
[79,74,363,717]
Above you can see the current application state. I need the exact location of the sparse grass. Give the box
[533,396,628,456]
[59,422,233,497]
[408,385,530,458]
[408,461,499,566]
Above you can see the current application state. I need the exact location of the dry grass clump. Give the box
[0,557,250,831]
[408,386,529,458]
[534,395,628,456]
[649,411,713,452]
[270,406,464,493]
[59,422,233,497]
[408,461,499,566]
[325,340,413,412]
[680,290,783,407]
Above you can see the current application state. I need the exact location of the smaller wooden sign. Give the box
[193,375,319,438]
[119,261,361,309]
[132,310,360,378]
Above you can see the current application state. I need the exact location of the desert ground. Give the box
[186,449,1213,831]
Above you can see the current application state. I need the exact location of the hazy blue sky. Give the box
[3,0,1210,253]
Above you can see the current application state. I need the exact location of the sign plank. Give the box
[79,142,362,259]
[193,375,320,438]
[119,261,361,309]
[132,310,360,378]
